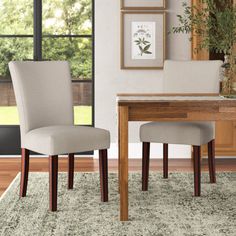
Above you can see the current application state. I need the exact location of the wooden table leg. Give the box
[118,108,120,193]
[119,105,129,221]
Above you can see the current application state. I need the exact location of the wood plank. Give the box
[119,105,129,221]
[118,100,236,106]
[129,105,219,112]
[1,158,236,197]
[191,0,236,157]
[118,93,236,220]
[191,0,209,60]
[117,98,236,122]
[129,111,236,122]
[117,93,218,97]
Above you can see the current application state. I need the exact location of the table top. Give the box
[117,93,236,104]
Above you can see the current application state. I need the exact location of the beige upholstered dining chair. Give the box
[9,61,110,211]
[140,60,222,196]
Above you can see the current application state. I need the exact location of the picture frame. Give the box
[121,11,166,70]
[121,0,166,10]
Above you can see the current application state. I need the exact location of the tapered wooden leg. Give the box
[118,149,120,194]
[49,155,58,211]
[118,110,121,193]
[163,143,168,179]
[119,105,129,221]
[193,146,201,197]
[208,140,216,183]
[142,142,150,191]
[68,153,74,189]
[20,148,30,197]
[99,149,108,202]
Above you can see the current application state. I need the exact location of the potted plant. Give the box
[172,0,236,97]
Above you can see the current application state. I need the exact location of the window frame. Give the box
[0,0,95,154]
[0,0,95,127]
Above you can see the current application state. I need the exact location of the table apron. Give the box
[127,106,236,121]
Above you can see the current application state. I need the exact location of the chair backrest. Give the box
[163,60,223,93]
[9,61,74,145]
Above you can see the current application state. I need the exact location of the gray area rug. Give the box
[0,172,236,236]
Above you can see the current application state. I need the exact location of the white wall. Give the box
[95,0,191,158]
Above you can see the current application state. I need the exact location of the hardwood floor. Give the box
[0,157,236,197]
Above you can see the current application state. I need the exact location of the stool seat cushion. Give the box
[140,122,214,146]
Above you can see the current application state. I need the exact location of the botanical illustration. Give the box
[132,22,155,60]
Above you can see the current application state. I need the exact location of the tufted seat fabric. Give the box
[24,125,110,155]
[140,121,214,146]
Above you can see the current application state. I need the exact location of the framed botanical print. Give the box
[121,11,166,70]
[121,0,166,10]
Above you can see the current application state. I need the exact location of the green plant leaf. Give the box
[139,45,144,52]
[144,44,151,51]
[144,51,152,54]
[171,0,236,54]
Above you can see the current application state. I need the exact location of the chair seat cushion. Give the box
[24,125,110,155]
[140,122,214,146]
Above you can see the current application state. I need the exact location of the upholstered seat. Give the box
[9,61,110,211]
[140,121,214,146]
[25,125,110,155]
[140,60,222,196]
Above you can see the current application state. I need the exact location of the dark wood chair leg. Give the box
[99,149,108,202]
[193,146,201,197]
[68,153,74,189]
[49,155,58,211]
[163,143,168,179]
[142,142,150,191]
[20,148,30,197]
[208,139,216,183]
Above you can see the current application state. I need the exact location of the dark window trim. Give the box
[92,0,95,127]
[0,0,95,155]
[0,35,92,38]
[0,35,33,38]
[0,79,93,83]
[0,0,94,125]
[34,0,42,61]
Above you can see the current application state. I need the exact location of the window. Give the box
[0,0,94,126]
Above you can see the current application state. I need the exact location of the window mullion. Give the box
[34,0,42,61]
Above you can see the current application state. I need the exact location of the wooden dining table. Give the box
[117,93,236,221]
